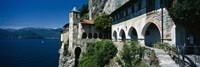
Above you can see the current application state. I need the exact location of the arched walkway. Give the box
[128,27,138,41]
[113,31,117,41]
[144,23,161,47]
[74,47,81,67]
[88,33,92,38]
[82,32,87,39]
[94,33,98,39]
[120,29,126,41]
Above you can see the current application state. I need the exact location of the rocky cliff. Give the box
[89,0,129,20]
[103,0,129,14]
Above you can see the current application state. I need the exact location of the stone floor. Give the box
[185,55,200,67]
[149,47,179,67]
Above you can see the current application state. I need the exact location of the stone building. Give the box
[59,7,103,67]
[59,0,199,67]
[109,0,185,47]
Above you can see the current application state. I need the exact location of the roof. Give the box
[80,20,94,25]
[72,7,79,12]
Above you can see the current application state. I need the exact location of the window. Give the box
[147,0,155,12]
[112,16,115,22]
[118,14,120,20]
[82,32,87,39]
[115,15,117,21]
[138,1,142,11]
[120,12,123,18]
[131,4,135,13]
[128,7,131,14]
[125,8,128,16]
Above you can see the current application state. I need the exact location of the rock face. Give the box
[88,0,129,20]
[88,0,108,20]
[103,0,129,14]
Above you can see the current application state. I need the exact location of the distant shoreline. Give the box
[0,38,59,40]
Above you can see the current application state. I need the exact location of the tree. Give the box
[169,0,200,46]
[118,41,148,67]
[79,4,89,19]
[169,0,200,26]
[94,13,112,39]
[78,40,117,67]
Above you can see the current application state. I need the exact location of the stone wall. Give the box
[58,39,100,67]
[111,8,178,46]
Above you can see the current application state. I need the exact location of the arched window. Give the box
[113,31,117,41]
[120,29,126,41]
[82,32,87,39]
[128,27,138,41]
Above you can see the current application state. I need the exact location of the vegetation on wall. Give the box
[94,13,112,39]
[78,40,117,67]
[117,41,148,67]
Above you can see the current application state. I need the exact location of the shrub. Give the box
[119,41,147,67]
[78,40,117,67]
[153,42,178,55]
[144,48,159,66]
[94,13,112,39]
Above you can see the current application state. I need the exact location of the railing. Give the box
[163,45,200,66]
[185,46,200,64]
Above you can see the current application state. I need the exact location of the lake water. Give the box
[0,39,60,67]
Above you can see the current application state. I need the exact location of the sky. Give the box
[0,0,87,29]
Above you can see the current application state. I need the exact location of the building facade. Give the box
[110,0,185,47]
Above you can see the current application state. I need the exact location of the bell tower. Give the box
[68,7,80,52]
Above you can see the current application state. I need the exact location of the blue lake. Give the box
[0,39,60,67]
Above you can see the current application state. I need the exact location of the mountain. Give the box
[0,27,62,39]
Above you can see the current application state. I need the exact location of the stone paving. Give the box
[185,55,200,67]
[148,47,179,67]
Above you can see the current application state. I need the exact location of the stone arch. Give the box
[82,32,87,39]
[128,27,138,41]
[94,33,98,39]
[74,47,81,67]
[99,33,103,39]
[88,33,92,38]
[142,23,161,47]
[113,30,117,41]
[119,29,126,41]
